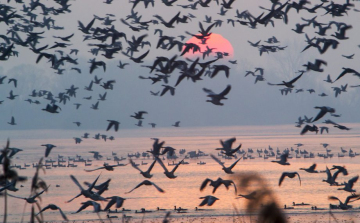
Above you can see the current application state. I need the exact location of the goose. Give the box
[125,180,165,194]
[216,137,242,157]
[199,195,219,206]
[147,138,165,156]
[7,90,18,100]
[333,68,360,82]
[237,191,257,200]
[84,163,123,172]
[106,120,120,132]
[323,166,345,186]
[312,106,335,123]
[42,104,61,113]
[300,163,318,173]
[36,204,68,221]
[203,85,231,106]
[323,74,332,83]
[210,154,242,174]
[267,71,304,88]
[104,196,126,211]
[131,111,148,119]
[320,127,329,134]
[279,172,301,186]
[200,177,237,194]
[300,125,318,135]
[8,186,49,203]
[129,158,156,178]
[338,175,359,193]
[155,157,183,179]
[172,121,180,127]
[8,116,16,125]
[66,174,106,203]
[303,59,327,72]
[75,200,101,213]
[41,144,56,157]
[328,194,360,210]
[271,152,290,165]
[78,18,96,34]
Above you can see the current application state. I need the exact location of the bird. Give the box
[41,144,56,157]
[237,191,257,200]
[36,204,68,221]
[279,172,301,186]
[199,196,219,206]
[129,158,156,178]
[216,137,242,157]
[267,71,304,88]
[271,152,290,165]
[333,68,360,82]
[300,124,318,135]
[203,85,231,106]
[210,154,242,174]
[66,174,106,203]
[75,200,101,213]
[337,175,359,193]
[106,120,120,132]
[303,59,327,72]
[200,177,237,194]
[300,163,318,173]
[155,157,183,179]
[104,196,126,211]
[328,194,360,210]
[125,180,165,194]
[130,111,148,120]
[8,116,16,125]
[8,186,49,203]
[172,121,180,127]
[312,106,336,123]
[84,163,123,172]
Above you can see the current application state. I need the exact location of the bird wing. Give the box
[312,108,327,123]
[150,181,165,193]
[7,193,25,200]
[104,198,116,211]
[125,181,146,194]
[288,72,304,84]
[84,167,104,172]
[57,207,68,221]
[66,193,82,203]
[129,158,142,172]
[70,175,84,191]
[348,175,359,187]
[218,85,231,96]
[278,172,287,186]
[210,154,226,168]
[198,197,209,206]
[171,159,184,173]
[296,172,301,186]
[229,157,242,169]
[203,88,216,95]
[334,69,347,82]
[300,125,310,135]
[200,178,212,191]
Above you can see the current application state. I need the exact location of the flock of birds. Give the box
[0,0,359,221]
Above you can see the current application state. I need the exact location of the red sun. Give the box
[183,33,234,59]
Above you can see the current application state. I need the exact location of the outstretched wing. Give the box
[210,154,226,168]
[200,178,212,191]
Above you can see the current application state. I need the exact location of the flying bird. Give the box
[278,172,301,186]
[125,180,165,194]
